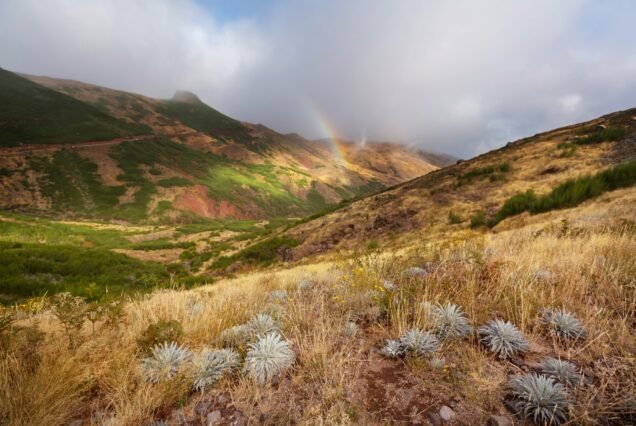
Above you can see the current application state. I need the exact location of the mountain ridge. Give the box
[0,69,451,222]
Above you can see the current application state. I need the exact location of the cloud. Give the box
[1,0,635,157]
[0,0,263,99]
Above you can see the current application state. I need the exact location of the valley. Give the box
[1,69,635,425]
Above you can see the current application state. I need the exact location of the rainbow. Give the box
[303,101,349,166]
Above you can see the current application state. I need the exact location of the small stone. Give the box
[427,412,442,426]
[207,410,222,425]
[488,415,512,426]
[195,401,212,416]
[439,406,455,422]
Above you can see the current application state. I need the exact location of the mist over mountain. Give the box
[2,0,635,157]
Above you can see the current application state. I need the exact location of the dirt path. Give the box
[0,131,200,157]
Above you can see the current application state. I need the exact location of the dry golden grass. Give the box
[1,209,635,425]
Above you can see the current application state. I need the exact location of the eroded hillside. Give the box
[0,69,448,222]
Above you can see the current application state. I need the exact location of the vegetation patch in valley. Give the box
[210,235,299,270]
[0,241,173,303]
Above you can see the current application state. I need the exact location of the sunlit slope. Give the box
[283,108,636,258]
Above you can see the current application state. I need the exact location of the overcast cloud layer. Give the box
[1,0,635,157]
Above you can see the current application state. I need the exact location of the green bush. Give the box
[574,126,627,145]
[458,162,511,185]
[491,160,636,226]
[470,211,486,229]
[0,241,170,303]
[493,190,537,224]
[211,235,299,270]
[448,210,463,224]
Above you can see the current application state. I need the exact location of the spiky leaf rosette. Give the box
[380,339,405,358]
[246,313,279,337]
[478,319,529,359]
[268,290,288,303]
[382,280,397,291]
[141,341,191,383]
[297,278,315,292]
[540,357,583,386]
[400,329,440,357]
[263,303,287,321]
[508,373,570,425]
[192,348,241,392]
[429,356,446,370]
[542,308,587,342]
[343,321,359,338]
[431,302,473,340]
[245,332,295,384]
[219,324,251,348]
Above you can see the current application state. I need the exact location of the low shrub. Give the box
[574,126,627,145]
[491,160,636,226]
[448,210,462,224]
[470,211,486,228]
[137,320,184,353]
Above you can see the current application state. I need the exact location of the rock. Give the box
[195,401,213,416]
[207,410,222,425]
[172,90,202,104]
[427,412,442,426]
[439,405,455,422]
[488,415,512,426]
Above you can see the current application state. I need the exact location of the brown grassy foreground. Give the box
[0,201,635,425]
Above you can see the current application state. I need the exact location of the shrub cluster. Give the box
[574,126,627,145]
[490,160,636,226]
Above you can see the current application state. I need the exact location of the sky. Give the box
[1,0,635,157]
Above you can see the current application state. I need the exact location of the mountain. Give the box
[281,108,636,259]
[0,68,452,222]
[0,68,148,145]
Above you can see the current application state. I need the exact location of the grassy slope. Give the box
[1,204,634,424]
[0,111,635,424]
[157,99,246,135]
[0,68,149,146]
[283,108,636,258]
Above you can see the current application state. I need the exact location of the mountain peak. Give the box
[171,90,201,104]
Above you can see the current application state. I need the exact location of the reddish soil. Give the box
[173,185,254,219]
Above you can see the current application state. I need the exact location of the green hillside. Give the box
[0,68,149,146]
[157,98,247,135]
